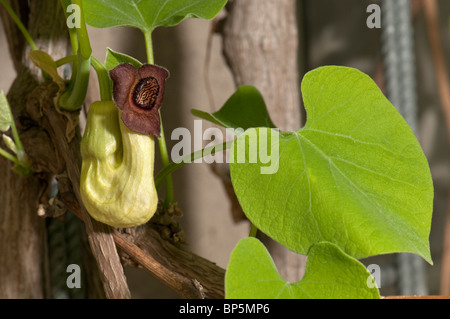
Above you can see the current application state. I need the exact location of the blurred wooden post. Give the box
[0,0,65,298]
[222,0,306,282]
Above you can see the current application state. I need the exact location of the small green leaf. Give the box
[229,66,433,263]
[104,47,143,71]
[0,91,13,132]
[192,85,276,130]
[2,134,17,155]
[225,238,380,299]
[0,92,32,176]
[29,50,65,89]
[84,0,227,32]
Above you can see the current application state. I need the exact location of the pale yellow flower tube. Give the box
[80,100,158,228]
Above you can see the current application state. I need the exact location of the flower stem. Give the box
[59,0,78,54]
[0,0,37,51]
[72,0,92,59]
[9,113,25,161]
[155,140,234,189]
[58,0,92,111]
[0,147,20,165]
[59,54,90,111]
[55,55,77,67]
[158,119,174,207]
[91,56,112,101]
[249,223,258,238]
[144,30,155,64]
[144,29,174,208]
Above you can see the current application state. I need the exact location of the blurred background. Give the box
[0,0,449,298]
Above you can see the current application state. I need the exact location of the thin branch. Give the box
[125,225,225,299]
[59,183,225,299]
[112,231,205,299]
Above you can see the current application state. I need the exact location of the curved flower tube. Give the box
[80,101,158,228]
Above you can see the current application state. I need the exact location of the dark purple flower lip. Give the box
[109,63,169,137]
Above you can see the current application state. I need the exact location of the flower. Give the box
[109,63,169,137]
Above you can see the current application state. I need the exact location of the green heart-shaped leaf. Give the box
[192,85,276,130]
[84,0,227,32]
[225,237,380,299]
[229,66,433,263]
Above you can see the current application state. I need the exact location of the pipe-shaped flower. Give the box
[80,101,158,228]
[109,63,169,137]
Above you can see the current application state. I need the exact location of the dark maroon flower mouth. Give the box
[133,77,160,109]
[109,63,169,137]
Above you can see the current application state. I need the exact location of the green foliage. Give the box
[196,66,434,298]
[226,238,380,299]
[84,0,227,32]
[228,66,433,263]
[104,47,142,70]
[192,86,276,130]
[0,91,32,176]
